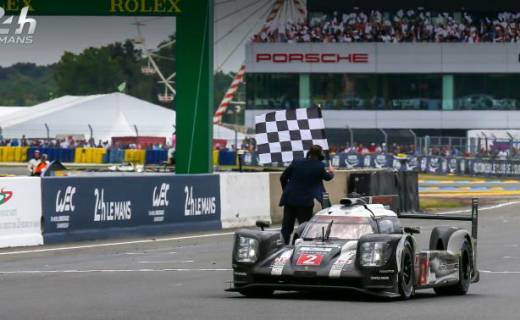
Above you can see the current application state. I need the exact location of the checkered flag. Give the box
[255,107,329,164]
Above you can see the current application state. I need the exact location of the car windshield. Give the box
[302,217,374,240]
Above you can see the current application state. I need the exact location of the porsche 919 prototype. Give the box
[227,197,479,299]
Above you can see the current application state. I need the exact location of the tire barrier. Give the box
[0,177,43,248]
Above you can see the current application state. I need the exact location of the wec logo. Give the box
[0,188,13,206]
[0,6,37,44]
[56,186,76,213]
[152,183,170,207]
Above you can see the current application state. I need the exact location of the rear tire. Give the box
[238,288,274,298]
[399,242,415,300]
[434,240,471,296]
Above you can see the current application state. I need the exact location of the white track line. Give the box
[481,270,520,274]
[0,268,232,275]
[0,232,234,256]
[436,201,520,215]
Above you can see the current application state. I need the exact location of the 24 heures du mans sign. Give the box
[0,0,180,15]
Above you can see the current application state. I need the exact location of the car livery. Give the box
[227,197,479,299]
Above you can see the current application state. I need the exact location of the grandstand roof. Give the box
[0,93,244,144]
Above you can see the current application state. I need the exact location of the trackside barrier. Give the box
[41,174,221,243]
[0,146,29,162]
[124,149,146,165]
[219,173,271,228]
[75,148,106,164]
[145,150,168,165]
[105,149,125,163]
[0,177,43,248]
[218,150,237,166]
[26,148,75,163]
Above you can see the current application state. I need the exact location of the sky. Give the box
[0,16,175,67]
[0,0,272,73]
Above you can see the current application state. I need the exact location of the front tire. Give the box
[434,240,471,296]
[399,242,415,300]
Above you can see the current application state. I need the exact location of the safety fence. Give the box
[0,169,417,248]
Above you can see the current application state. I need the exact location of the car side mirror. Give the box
[256,220,271,231]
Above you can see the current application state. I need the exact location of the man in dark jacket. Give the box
[279,145,335,244]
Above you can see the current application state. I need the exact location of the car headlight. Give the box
[236,236,259,263]
[360,242,392,267]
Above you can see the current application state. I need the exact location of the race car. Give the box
[226,197,479,299]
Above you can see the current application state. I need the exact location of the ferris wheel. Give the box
[132,18,177,104]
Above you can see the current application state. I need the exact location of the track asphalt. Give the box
[0,203,520,320]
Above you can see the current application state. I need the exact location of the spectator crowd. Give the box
[252,10,520,43]
[4,134,520,164]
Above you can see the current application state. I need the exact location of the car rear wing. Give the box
[397,198,479,240]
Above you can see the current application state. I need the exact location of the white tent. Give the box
[0,93,245,145]
[0,107,26,117]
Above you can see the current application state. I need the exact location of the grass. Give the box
[419,173,520,182]
[419,197,468,212]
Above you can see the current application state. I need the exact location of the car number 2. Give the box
[297,254,323,266]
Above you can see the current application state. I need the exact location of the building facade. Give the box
[244,2,520,145]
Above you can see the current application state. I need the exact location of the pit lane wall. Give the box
[0,177,43,248]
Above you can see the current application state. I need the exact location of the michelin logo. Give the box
[184,186,216,216]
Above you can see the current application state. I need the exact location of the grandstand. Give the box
[243,0,520,146]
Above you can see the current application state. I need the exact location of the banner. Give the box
[333,153,418,171]
[41,174,221,243]
[0,177,43,248]
[246,43,520,74]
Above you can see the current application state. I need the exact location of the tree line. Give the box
[0,35,243,124]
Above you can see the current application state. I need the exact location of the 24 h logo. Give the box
[0,188,13,205]
[0,6,37,45]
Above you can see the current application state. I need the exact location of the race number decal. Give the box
[296,254,323,266]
